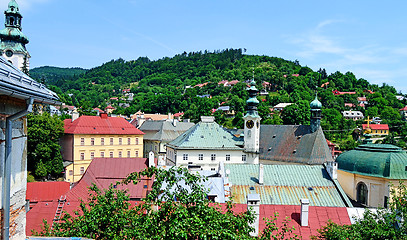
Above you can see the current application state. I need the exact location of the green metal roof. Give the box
[336,143,407,179]
[0,27,29,45]
[225,164,350,207]
[166,121,243,150]
[310,96,322,109]
[6,0,20,15]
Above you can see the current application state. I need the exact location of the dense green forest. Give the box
[30,48,407,149]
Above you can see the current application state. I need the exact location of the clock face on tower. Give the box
[246,120,254,129]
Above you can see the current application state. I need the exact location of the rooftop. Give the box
[64,115,144,135]
[139,120,194,142]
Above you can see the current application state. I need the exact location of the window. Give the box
[110,138,114,145]
[211,168,215,171]
[80,167,85,174]
[110,152,114,158]
[91,138,95,146]
[80,152,85,160]
[101,138,105,145]
[119,138,122,145]
[101,151,105,158]
[90,152,95,159]
[136,138,139,145]
[242,155,247,162]
[357,182,368,205]
[69,170,73,176]
[226,154,230,161]
[127,151,131,158]
[198,154,203,161]
[127,138,131,145]
[118,151,122,158]
[183,154,188,161]
[211,154,216,161]
[80,138,85,146]
[135,151,139,157]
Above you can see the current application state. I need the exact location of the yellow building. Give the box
[336,143,407,208]
[61,113,144,182]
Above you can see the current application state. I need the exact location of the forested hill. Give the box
[30,48,407,149]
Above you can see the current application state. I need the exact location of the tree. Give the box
[37,167,256,239]
[314,182,407,240]
[27,113,64,179]
[281,100,310,125]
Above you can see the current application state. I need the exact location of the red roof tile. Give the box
[174,112,184,117]
[64,115,144,135]
[362,124,389,130]
[26,182,70,202]
[400,106,407,111]
[66,158,153,201]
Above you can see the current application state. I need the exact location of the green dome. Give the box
[310,96,322,109]
[336,143,407,179]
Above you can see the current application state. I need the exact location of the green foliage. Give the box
[314,182,407,240]
[281,100,310,125]
[27,113,64,179]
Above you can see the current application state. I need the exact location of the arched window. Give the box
[357,182,368,205]
[10,17,14,25]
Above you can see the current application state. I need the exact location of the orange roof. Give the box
[362,124,389,130]
[64,115,144,135]
[400,106,407,111]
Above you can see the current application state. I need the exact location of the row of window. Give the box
[182,154,246,162]
[79,150,139,160]
[68,167,85,176]
[80,137,139,146]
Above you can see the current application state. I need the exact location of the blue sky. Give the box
[2,0,407,93]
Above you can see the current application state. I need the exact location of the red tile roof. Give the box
[66,158,153,201]
[174,112,184,117]
[332,90,356,95]
[26,182,70,202]
[362,124,389,130]
[400,106,407,111]
[64,115,144,135]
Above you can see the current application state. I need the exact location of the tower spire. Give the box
[0,0,30,72]
[310,92,322,133]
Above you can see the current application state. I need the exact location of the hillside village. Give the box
[0,0,407,239]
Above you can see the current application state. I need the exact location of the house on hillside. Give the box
[0,56,59,239]
[362,123,389,136]
[130,111,174,128]
[272,103,293,112]
[400,106,407,121]
[61,113,144,182]
[342,110,364,120]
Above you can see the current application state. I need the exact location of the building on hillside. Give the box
[326,139,342,159]
[342,110,364,120]
[26,157,154,235]
[332,90,356,95]
[0,0,30,71]
[139,119,194,163]
[336,143,407,207]
[272,103,293,112]
[260,95,334,165]
[400,106,407,121]
[0,56,59,239]
[357,97,368,107]
[104,105,115,114]
[61,113,144,182]
[362,123,389,136]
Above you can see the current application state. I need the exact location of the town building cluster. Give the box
[0,1,406,239]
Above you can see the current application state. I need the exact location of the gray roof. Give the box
[259,125,333,164]
[167,121,243,150]
[0,57,59,104]
[139,120,195,142]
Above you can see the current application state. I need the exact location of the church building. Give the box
[0,0,30,72]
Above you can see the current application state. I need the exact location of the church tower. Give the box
[0,0,30,73]
[310,94,322,133]
[243,79,261,159]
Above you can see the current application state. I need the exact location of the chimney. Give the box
[71,112,79,122]
[300,198,310,227]
[326,161,338,180]
[148,151,155,168]
[218,161,225,176]
[258,164,264,185]
[247,194,261,236]
[100,113,108,119]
